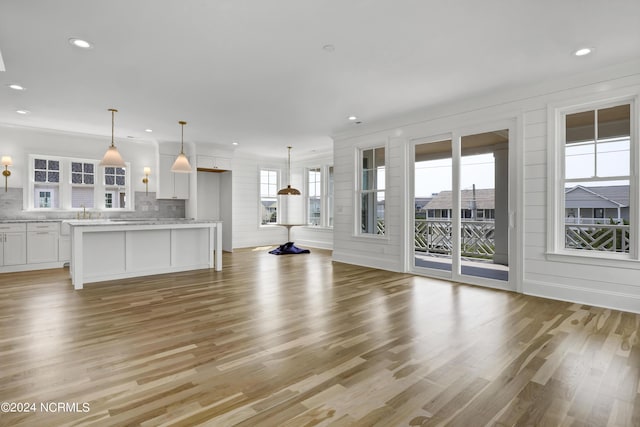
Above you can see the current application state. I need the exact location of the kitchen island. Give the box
[65,219,222,289]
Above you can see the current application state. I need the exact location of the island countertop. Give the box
[63,218,221,226]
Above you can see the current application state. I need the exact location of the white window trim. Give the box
[546,90,639,265]
[103,165,131,210]
[354,141,389,238]
[304,165,333,229]
[258,167,280,227]
[26,154,133,211]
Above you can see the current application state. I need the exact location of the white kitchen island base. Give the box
[67,220,222,289]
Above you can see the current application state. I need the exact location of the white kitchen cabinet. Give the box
[196,155,232,171]
[0,223,27,266]
[27,222,59,264]
[158,154,190,199]
[59,236,71,262]
[59,221,71,262]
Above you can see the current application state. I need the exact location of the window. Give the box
[552,99,635,258]
[307,168,321,225]
[359,147,385,235]
[104,167,127,209]
[305,165,334,228]
[71,161,95,208]
[33,158,60,208]
[260,169,278,225]
[28,155,132,211]
[327,166,334,227]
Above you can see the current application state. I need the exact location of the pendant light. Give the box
[171,120,192,173]
[99,108,125,167]
[277,146,300,195]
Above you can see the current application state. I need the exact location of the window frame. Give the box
[304,165,333,228]
[26,154,133,212]
[547,92,639,264]
[259,168,280,226]
[355,143,387,237]
[103,166,129,210]
[70,160,97,209]
[306,167,322,226]
[31,156,61,209]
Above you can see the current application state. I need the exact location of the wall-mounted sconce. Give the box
[142,166,150,195]
[1,156,12,192]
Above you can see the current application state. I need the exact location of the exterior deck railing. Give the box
[565,223,630,253]
[411,219,630,258]
[414,219,495,258]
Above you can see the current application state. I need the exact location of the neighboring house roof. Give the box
[423,188,494,210]
[565,185,629,208]
[414,197,433,210]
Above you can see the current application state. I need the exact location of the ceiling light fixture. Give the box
[171,121,192,173]
[322,44,335,52]
[348,116,358,121]
[69,38,93,49]
[16,109,30,115]
[277,146,301,196]
[574,47,592,57]
[99,108,125,167]
[8,84,25,91]
[232,141,239,146]
[145,129,153,133]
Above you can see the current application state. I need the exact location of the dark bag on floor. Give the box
[269,242,310,255]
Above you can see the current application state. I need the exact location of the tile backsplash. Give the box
[0,188,185,220]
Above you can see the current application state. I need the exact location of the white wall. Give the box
[196,171,221,219]
[231,152,288,248]
[333,59,640,313]
[230,150,334,250]
[288,151,334,250]
[0,124,157,194]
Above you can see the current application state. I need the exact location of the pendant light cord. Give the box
[287,146,292,187]
[179,121,187,154]
[109,108,118,148]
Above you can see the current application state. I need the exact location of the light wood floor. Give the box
[0,248,638,426]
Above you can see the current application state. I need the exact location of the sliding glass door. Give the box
[412,125,513,289]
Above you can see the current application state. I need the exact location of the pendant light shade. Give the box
[277,146,300,195]
[171,121,192,173]
[99,108,125,167]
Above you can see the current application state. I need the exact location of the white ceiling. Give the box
[0,0,639,158]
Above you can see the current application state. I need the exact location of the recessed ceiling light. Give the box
[8,84,25,91]
[69,38,93,49]
[16,109,30,115]
[574,47,592,57]
[232,141,239,146]
[348,116,358,121]
[145,129,153,133]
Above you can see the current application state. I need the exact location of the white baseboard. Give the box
[523,279,640,314]
[0,261,66,274]
[295,239,333,251]
[332,250,402,272]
